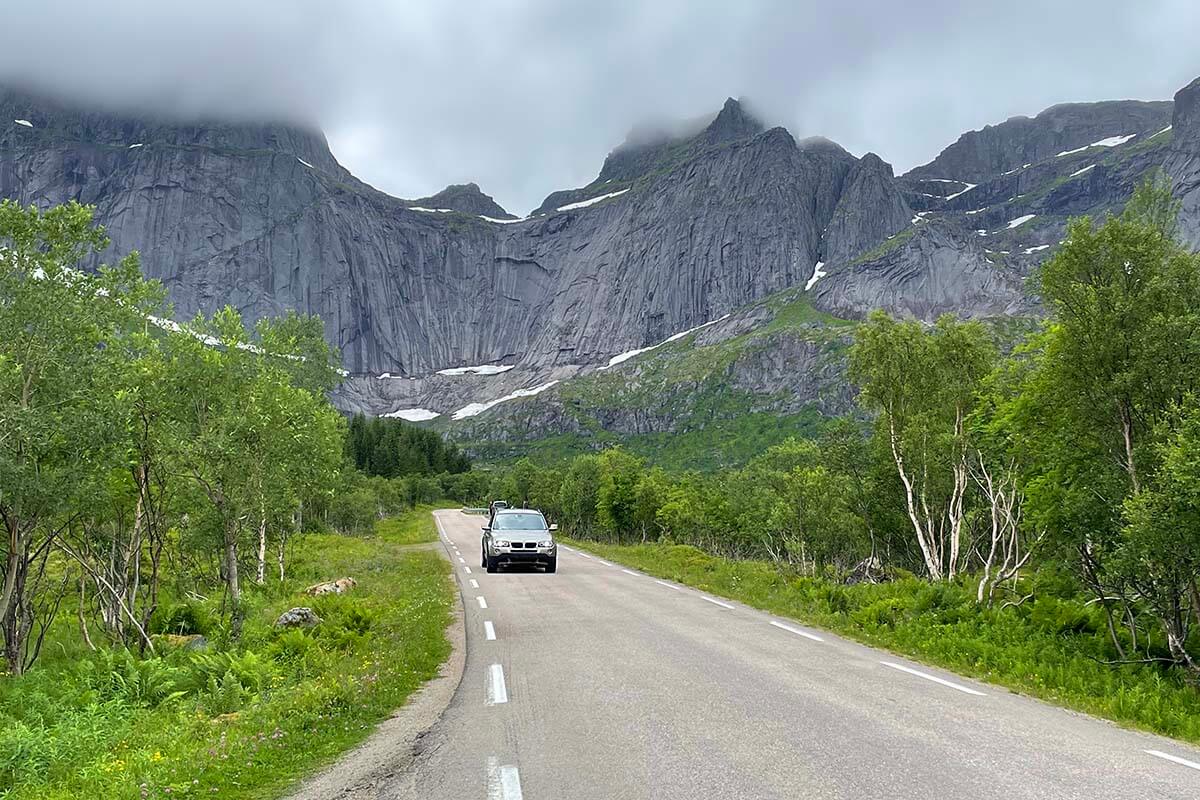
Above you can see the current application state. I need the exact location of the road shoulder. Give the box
[283,518,467,800]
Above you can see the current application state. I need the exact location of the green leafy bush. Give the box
[151,600,215,636]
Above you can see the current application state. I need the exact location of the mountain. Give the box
[407,182,515,219]
[905,100,1172,184]
[4,76,1200,464]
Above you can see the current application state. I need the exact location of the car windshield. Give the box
[492,512,547,531]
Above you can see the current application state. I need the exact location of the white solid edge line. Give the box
[598,559,614,567]
[478,596,488,609]
[469,579,479,588]
[487,757,523,800]
[487,663,508,705]
[484,620,497,640]
[880,661,986,696]
[701,596,735,610]
[769,620,825,642]
[621,569,639,576]
[499,765,523,800]
[1145,749,1200,771]
[577,553,593,560]
[655,580,683,592]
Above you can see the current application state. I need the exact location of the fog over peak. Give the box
[1,0,1197,214]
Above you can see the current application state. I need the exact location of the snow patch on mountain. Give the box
[945,182,977,201]
[381,408,441,421]
[556,188,629,212]
[1057,133,1137,157]
[805,261,827,291]
[600,314,732,370]
[452,381,560,420]
[437,364,515,376]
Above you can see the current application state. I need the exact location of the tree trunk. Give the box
[224,517,243,642]
[0,516,27,629]
[888,420,942,579]
[78,572,95,651]
[1,555,28,676]
[1120,402,1140,494]
[255,502,267,586]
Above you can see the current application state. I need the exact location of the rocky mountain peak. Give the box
[1171,76,1200,151]
[797,136,851,157]
[0,85,343,176]
[698,97,765,145]
[409,182,514,218]
[906,99,1173,183]
[856,152,894,176]
[822,152,910,265]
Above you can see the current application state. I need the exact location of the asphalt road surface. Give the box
[384,510,1200,800]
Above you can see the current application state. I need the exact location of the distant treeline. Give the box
[346,414,471,477]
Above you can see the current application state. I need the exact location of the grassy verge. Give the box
[374,504,442,544]
[0,509,453,799]
[567,539,1200,744]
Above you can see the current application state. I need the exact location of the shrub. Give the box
[75,649,189,708]
[151,600,214,636]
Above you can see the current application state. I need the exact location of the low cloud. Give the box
[2,1,1197,214]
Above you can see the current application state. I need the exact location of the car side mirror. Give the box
[482,526,491,533]
[549,523,558,531]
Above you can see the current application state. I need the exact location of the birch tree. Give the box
[849,311,995,580]
[0,201,161,672]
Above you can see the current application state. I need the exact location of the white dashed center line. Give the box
[464,566,472,574]
[478,596,488,609]
[1145,749,1200,771]
[469,579,479,588]
[598,559,614,567]
[486,664,509,705]
[458,556,466,563]
[621,569,639,576]
[484,620,497,641]
[701,596,735,610]
[487,757,523,799]
[577,553,593,560]
[880,661,986,696]
[655,580,683,592]
[769,620,825,642]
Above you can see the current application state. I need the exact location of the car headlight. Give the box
[539,540,554,548]
[495,539,510,547]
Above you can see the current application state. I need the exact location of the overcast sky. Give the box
[2,1,1198,214]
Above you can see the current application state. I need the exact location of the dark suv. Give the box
[481,508,557,573]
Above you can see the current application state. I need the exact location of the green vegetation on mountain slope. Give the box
[456,289,855,469]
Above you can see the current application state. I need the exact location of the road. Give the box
[383,510,1200,799]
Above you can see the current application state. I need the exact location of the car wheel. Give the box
[545,556,557,574]
[486,555,498,574]
[481,545,487,569]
